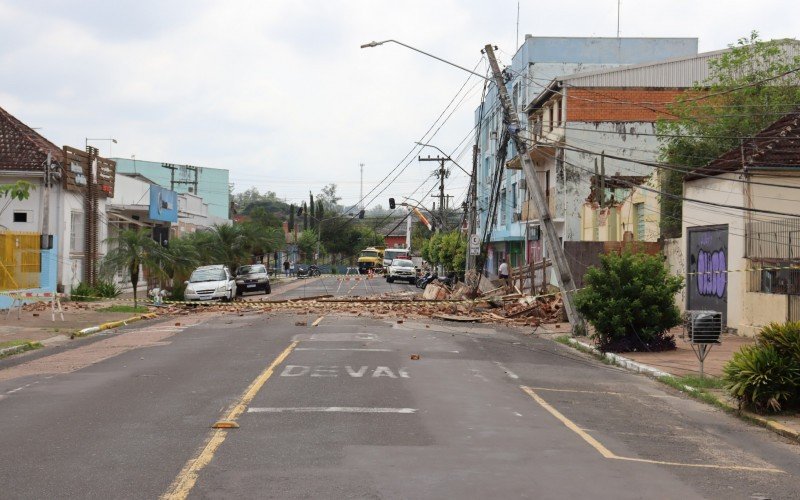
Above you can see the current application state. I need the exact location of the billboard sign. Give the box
[149,185,178,223]
[687,224,728,326]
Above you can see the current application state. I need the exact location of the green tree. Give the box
[658,32,800,237]
[207,224,249,271]
[309,192,316,229]
[318,183,342,212]
[421,230,465,272]
[0,180,34,218]
[288,204,295,232]
[574,251,684,352]
[297,229,319,260]
[102,229,167,309]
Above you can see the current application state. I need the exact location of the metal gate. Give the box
[790,295,800,322]
[0,231,41,290]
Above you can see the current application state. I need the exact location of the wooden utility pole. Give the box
[465,144,479,272]
[484,44,584,333]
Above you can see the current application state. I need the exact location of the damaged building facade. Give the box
[474,36,698,276]
[517,48,758,256]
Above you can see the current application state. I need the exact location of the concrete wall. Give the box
[662,237,686,314]
[682,171,800,335]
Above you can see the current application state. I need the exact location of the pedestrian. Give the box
[498,260,509,288]
[283,259,290,277]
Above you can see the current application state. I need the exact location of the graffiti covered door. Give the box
[687,225,728,326]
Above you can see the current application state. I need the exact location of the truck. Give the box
[357,247,384,274]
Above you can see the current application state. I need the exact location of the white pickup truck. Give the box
[385,258,417,284]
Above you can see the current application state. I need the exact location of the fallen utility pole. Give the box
[483,44,584,334]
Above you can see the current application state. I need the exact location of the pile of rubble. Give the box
[166,285,565,328]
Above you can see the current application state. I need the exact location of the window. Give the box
[548,106,554,131]
[70,212,84,253]
[13,211,28,223]
[635,203,645,240]
[545,170,551,206]
[511,183,517,209]
[500,189,507,226]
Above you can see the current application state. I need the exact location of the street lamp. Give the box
[360,40,491,82]
[85,137,118,157]
[415,142,471,176]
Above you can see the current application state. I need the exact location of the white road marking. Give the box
[494,361,520,380]
[247,407,417,414]
[294,348,392,352]
[280,365,410,378]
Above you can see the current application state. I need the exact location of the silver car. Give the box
[185,265,235,302]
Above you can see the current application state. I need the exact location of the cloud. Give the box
[1,0,798,208]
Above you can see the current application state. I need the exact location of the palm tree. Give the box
[208,224,249,271]
[156,236,200,288]
[102,229,168,309]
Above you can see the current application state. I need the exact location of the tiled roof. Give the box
[687,109,800,180]
[0,105,63,171]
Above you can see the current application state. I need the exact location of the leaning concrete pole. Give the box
[484,44,584,334]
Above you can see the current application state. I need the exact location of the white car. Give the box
[185,265,235,301]
[386,258,417,284]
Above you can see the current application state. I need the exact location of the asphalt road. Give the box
[1,278,798,499]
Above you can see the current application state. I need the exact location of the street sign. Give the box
[469,234,480,256]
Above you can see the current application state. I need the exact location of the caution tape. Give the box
[0,291,67,298]
[685,265,800,277]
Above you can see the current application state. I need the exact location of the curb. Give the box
[0,341,43,358]
[562,337,800,443]
[74,312,159,337]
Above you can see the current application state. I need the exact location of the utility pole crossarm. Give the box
[483,44,584,333]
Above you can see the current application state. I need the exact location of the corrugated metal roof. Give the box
[559,41,800,88]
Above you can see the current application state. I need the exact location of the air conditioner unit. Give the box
[683,310,723,344]
[512,212,523,222]
[519,179,527,191]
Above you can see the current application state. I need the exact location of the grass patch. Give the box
[0,340,43,358]
[553,336,614,365]
[96,305,150,313]
[658,375,732,412]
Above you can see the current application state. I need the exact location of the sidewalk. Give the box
[0,276,303,353]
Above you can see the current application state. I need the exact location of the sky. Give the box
[1,0,798,211]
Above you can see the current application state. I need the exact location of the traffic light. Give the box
[389,197,396,209]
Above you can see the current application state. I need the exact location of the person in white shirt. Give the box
[498,261,509,287]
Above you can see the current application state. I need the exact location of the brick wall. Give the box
[565,88,689,122]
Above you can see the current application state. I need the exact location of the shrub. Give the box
[574,251,684,352]
[168,282,186,302]
[757,321,800,362]
[93,280,122,298]
[70,282,98,301]
[723,344,800,413]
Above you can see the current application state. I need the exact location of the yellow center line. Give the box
[519,385,783,474]
[311,316,325,327]
[520,385,616,459]
[162,340,298,500]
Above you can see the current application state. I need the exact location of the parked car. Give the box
[386,258,417,284]
[295,263,321,278]
[184,265,235,302]
[234,264,271,296]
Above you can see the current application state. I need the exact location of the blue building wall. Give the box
[475,37,697,276]
[0,236,59,309]
[113,158,230,219]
